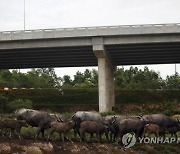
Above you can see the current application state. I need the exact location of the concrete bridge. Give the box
[1,23,180,112]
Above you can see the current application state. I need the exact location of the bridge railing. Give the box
[0,23,180,41]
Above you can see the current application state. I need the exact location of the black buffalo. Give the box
[142,114,176,128]
[15,108,60,139]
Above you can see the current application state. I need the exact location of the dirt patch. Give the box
[0,138,179,154]
[0,138,140,154]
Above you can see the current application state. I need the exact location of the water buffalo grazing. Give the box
[15,108,60,139]
[166,120,180,138]
[79,121,109,143]
[104,115,120,142]
[142,114,176,128]
[104,115,116,125]
[107,115,141,142]
[117,118,147,142]
[142,124,166,137]
[48,120,75,142]
[71,111,109,139]
[72,111,105,124]
[2,118,28,139]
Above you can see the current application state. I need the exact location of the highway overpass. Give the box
[0,23,180,112]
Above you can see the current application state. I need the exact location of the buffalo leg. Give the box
[9,129,13,139]
[105,132,109,143]
[16,129,22,139]
[73,127,80,140]
[62,133,65,142]
[36,127,42,140]
[64,132,72,142]
[113,132,118,142]
[41,129,45,139]
[173,133,177,139]
[99,134,103,143]
[59,133,62,141]
[48,129,54,140]
[89,133,93,142]
[96,133,100,142]
[80,129,86,142]
[35,130,40,139]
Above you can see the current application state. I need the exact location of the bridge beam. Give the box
[92,37,115,112]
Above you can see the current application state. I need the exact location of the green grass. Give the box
[0,113,15,119]
[100,111,117,116]
[62,112,73,119]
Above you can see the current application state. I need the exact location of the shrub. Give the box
[1,89,180,113]
[7,99,33,112]
[0,94,8,111]
[163,100,178,116]
[100,111,117,117]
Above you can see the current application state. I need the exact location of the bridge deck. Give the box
[0,23,180,41]
[0,23,180,69]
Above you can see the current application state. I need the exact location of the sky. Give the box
[0,0,180,79]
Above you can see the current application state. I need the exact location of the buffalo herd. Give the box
[0,108,180,143]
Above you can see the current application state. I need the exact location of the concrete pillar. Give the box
[108,63,115,107]
[92,37,115,112]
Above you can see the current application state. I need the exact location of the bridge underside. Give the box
[0,42,180,69]
[0,46,96,69]
[107,42,180,65]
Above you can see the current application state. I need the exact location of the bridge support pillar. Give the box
[93,38,115,112]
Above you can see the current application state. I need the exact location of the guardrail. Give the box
[0,23,180,41]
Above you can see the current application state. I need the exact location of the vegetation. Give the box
[0,68,61,89]
[6,99,33,112]
[0,93,8,111]
[0,88,180,113]
[0,66,180,89]
[0,66,180,114]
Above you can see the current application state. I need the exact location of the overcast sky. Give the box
[0,0,180,79]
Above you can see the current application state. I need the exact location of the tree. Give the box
[166,73,180,89]
[73,71,85,85]
[114,66,164,89]
[62,75,73,87]
[84,69,92,82]
[0,68,62,89]
[35,68,61,88]
[0,70,12,87]
[90,69,98,86]
[1,66,179,90]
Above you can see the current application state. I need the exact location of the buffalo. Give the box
[1,118,28,139]
[48,120,75,142]
[79,121,109,143]
[116,117,147,143]
[142,123,166,137]
[71,111,111,139]
[72,111,106,124]
[166,120,180,138]
[15,108,60,139]
[142,114,176,128]
[106,115,141,142]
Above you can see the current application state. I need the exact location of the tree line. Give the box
[0,66,180,89]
